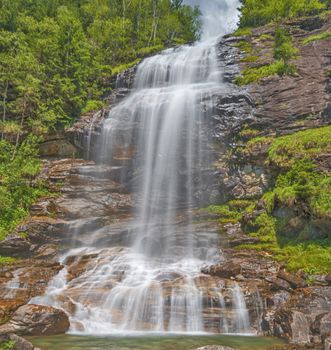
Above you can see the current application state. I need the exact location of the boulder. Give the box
[265,276,292,292]
[274,309,310,344]
[0,304,69,336]
[325,337,331,350]
[277,271,307,289]
[201,261,241,279]
[325,274,331,286]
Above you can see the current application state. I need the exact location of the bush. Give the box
[0,136,47,240]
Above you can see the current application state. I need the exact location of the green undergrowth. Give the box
[303,31,331,44]
[239,0,327,28]
[235,27,298,85]
[239,211,331,274]
[215,126,331,274]
[0,136,48,241]
[0,256,17,266]
[203,200,256,225]
[268,125,331,167]
[232,27,252,37]
[0,340,15,350]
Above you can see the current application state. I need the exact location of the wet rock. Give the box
[311,312,331,339]
[274,310,310,344]
[277,272,307,289]
[265,276,293,292]
[325,274,331,286]
[39,136,78,158]
[0,304,70,336]
[325,337,331,350]
[202,261,241,279]
[0,235,32,258]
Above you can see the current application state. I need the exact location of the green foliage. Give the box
[0,256,16,266]
[82,100,105,114]
[0,340,15,350]
[0,0,201,131]
[240,211,331,273]
[302,30,331,44]
[239,0,326,28]
[0,136,47,240]
[239,126,261,139]
[235,60,296,85]
[268,126,331,167]
[232,27,252,37]
[233,40,254,53]
[274,27,299,63]
[263,127,331,219]
[203,200,256,225]
[259,34,274,41]
[240,55,260,63]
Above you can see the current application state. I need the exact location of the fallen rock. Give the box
[277,271,307,289]
[201,261,241,279]
[325,337,331,350]
[325,274,331,286]
[0,304,69,336]
[274,309,310,344]
[265,276,293,292]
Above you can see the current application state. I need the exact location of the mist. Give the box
[183,0,241,39]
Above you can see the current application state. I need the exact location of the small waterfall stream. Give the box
[32,0,254,335]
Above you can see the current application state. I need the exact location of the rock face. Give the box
[0,304,69,336]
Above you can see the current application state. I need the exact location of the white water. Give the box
[32,0,252,335]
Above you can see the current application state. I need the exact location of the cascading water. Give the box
[31,0,253,335]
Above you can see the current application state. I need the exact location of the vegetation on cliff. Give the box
[0,136,46,241]
[239,0,329,28]
[235,0,330,85]
[209,126,331,274]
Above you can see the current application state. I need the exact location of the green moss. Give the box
[268,126,331,167]
[303,31,331,45]
[203,200,257,225]
[0,256,16,266]
[235,60,296,85]
[232,40,254,54]
[326,70,331,78]
[239,212,331,274]
[232,27,252,37]
[237,136,274,156]
[259,34,274,41]
[111,59,141,77]
[239,127,261,139]
[240,55,260,63]
[81,100,105,114]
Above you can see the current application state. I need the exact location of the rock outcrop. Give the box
[0,304,69,336]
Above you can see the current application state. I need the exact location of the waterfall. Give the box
[31,0,255,335]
